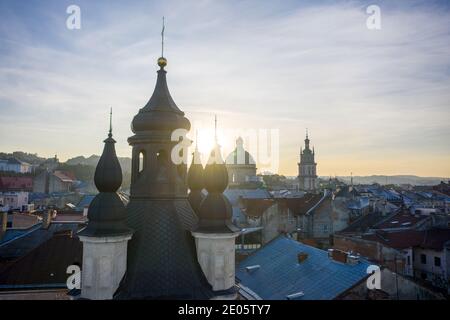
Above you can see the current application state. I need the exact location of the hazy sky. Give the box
[0,0,449,177]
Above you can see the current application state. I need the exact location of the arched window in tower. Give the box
[138,151,145,173]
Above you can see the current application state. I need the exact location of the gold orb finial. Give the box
[158,57,167,68]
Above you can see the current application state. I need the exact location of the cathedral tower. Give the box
[298,130,318,192]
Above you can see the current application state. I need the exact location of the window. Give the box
[434,257,441,267]
[407,255,411,265]
[420,254,427,264]
[138,151,145,173]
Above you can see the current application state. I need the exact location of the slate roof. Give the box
[236,236,370,300]
[114,199,214,299]
[339,210,397,234]
[0,223,82,260]
[373,210,430,230]
[0,231,82,289]
[363,228,450,251]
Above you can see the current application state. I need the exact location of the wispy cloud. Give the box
[0,0,449,176]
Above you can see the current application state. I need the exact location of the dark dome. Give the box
[94,135,122,192]
[79,193,131,237]
[198,193,232,225]
[78,125,132,238]
[131,68,191,133]
[204,163,228,192]
[203,145,228,193]
[187,160,204,191]
[188,191,205,215]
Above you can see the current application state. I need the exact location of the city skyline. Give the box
[0,0,449,177]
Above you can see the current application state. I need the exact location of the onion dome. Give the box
[204,144,228,192]
[78,113,132,237]
[197,143,236,232]
[130,59,190,134]
[225,136,256,165]
[187,146,205,214]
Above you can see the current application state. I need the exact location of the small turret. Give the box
[191,118,240,294]
[78,110,133,300]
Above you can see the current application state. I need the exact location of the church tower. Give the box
[78,111,133,300]
[114,50,214,299]
[298,130,318,192]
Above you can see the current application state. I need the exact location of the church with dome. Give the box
[77,48,240,299]
[225,137,259,187]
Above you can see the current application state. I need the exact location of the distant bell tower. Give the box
[298,129,318,192]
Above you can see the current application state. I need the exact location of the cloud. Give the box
[0,0,449,176]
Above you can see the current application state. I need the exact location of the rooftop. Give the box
[236,236,370,300]
[0,177,33,192]
[0,231,82,290]
[362,228,450,251]
[373,210,430,230]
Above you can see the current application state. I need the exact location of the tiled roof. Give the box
[224,189,272,205]
[0,177,33,191]
[236,236,370,300]
[362,228,450,251]
[373,211,429,230]
[53,171,75,183]
[339,211,397,234]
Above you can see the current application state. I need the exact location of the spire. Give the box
[214,114,218,144]
[157,17,167,69]
[161,16,165,58]
[108,107,113,138]
[304,128,310,150]
[78,110,131,237]
[130,20,190,134]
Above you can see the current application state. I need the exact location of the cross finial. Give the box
[306,128,309,139]
[109,107,113,137]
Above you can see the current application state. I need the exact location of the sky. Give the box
[0,0,449,177]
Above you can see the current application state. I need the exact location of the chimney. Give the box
[0,211,7,240]
[297,252,308,263]
[42,209,53,229]
[328,248,348,263]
